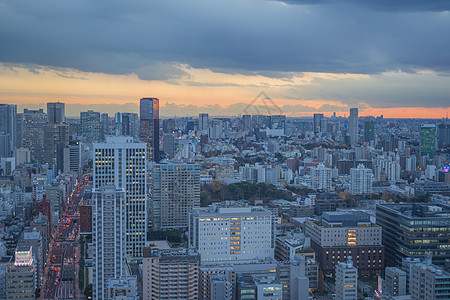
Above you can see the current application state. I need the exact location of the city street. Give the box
[42,177,86,300]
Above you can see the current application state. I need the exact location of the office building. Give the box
[313,113,323,135]
[6,246,36,299]
[305,211,384,276]
[140,97,160,162]
[80,110,102,143]
[115,112,139,138]
[46,183,63,227]
[0,134,10,158]
[242,114,252,132]
[162,133,176,158]
[254,276,283,300]
[410,261,450,300]
[335,256,358,300]
[209,118,223,139]
[274,231,311,262]
[349,108,358,146]
[364,116,375,142]
[47,102,65,124]
[199,113,209,131]
[189,203,274,265]
[0,157,15,176]
[0,104,17,156]
[311,163,332,191]
[350,164,373,195]
[93,186,127,300]
[62,140,81,174]
[276,256,316,299]
[93,136,147,257]
[101,113,110,135]
[384,267,407,297]
[43,123,69,166]
[142,247,200,300]
[271,115,286,135]
[420,124,436,158]
[150,163,200,230]
[17,231,44,288]
[18,108,47,162]
[376,203,450,267]
[438,122,450,148]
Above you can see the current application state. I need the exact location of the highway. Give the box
[42,177,87,300]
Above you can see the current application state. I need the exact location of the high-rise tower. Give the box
[0,104,17,157]
[349,108,358,146]
[93,136,147,257]
[140,98,160,162]
[420,124,436,158]
[92,186,127,300]
[47,102,65,124]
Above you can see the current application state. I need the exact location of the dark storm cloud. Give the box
[1,0,450,94]
[278,0,450,12]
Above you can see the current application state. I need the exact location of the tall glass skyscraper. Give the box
[139,98,160,162]
[420,124,436,158]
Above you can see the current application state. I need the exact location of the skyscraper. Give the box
[93,136,147,257]
[80,110,102,143]
[115,112,139,138]
[437,122,450,148]
[349,108,358,146]
[140,98,160,162]
[43,123,69,166]
[199,113,209,131]
[363,116,375,142]
[92,186,127,300]
[420,124,436,158]
[19,109,47,162]
[47,102,65,124]
[150,163,200,230]
[242,114,251,131]
[313,113,323,135]
[44,102,68,167]
[0,104,17,156]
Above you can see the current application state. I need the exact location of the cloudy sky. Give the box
[1,0,449,117]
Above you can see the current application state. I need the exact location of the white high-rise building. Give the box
[373,156,401,182]
[311,163,332,191]
[189,203,274,265]
[350,164,373,195]
[335,256,357,300]
[93,136,147,257]
[349,108,358,147]
[93,186,127,300]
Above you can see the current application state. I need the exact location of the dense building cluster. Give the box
[0,101,449,299]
